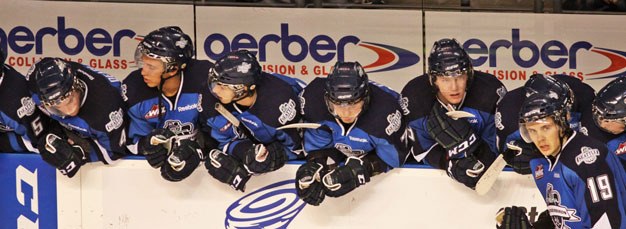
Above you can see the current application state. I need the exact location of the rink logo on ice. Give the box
[225,179,306,229]
[203,23,420,74]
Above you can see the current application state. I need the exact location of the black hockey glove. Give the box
[426,104,480,159]
[323,157,371,197]
[243,141,288,174]
[533,209,555,229]
[140,128,175,168]
[205,149,251,192]
[496,206,532,229]
[295,162,327,206]
[447,154,485,189]
[161,139,205,182]
[503,140,542,175]
[38,133,86,178]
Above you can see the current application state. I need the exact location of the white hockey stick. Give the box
[215,103,241,127]
[475,153,507,195]
[276,123,322,130]
[446,110,475,120]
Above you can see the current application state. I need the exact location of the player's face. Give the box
[211,82,238,104]
[435,74,468,105]
[524,117,562,157]
[596,118,626,135]
[140,55,166,88]
[330,99,364,124]
[43,89,82,117]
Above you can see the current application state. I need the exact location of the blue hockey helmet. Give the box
[427,38,473,86]
[26,57,85,106]
[208,50,261,101]
[324,61,370,118]
[135,26,193,73]
[593,76,626,133]
[518,92,571,143]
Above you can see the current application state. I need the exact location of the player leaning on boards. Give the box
[123,26,213,182]
[584,76,626,167]
[498,92,626,228]
[496,73,595,175]
[26,57,128,178]
[401,38,506,189]
[0,47,48,154]
[201,50,305,192]
[295,61,407,206]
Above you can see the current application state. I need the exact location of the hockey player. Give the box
[586,76,626,166]
[401,38,506,189]
[499,91,626,228]
[123,26,213,182]
[202,50,304,191]
[27,57,128,178]
[295,61,407,206]
[496,74,595,174]
[0,48,48,153]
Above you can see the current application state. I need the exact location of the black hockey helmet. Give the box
[524,74,574,112]
[0,47,6,77]
[135,26,193,73]
[324,61,370,117]
[208,50,261,101]
[518,92,571,143]
[27,57,84,106]
[427,38,473,86]
[593,76,626,129]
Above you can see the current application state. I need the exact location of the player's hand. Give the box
[426,104,480,159]
[295,162,327,206]
[160,139,205,182]
[205,149,251,192]
[243,141,288,174]
[38,133,86,178]
[503,140,542,175]
[322,157,370,197]
[496,206,532,229]
[140,128,175,168]
[447,155,485,189]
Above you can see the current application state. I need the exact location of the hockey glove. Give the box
[243,141,288,174]
[161,139,205,182]
[447,154,485,189]
[496,206,532,229]
[140,128,175,168]
[295,162,327,206]
[503,140,542,175]
[323,157,371,197]
[205,149,251,192]
[426,104,480,159]
[38,133,86,178]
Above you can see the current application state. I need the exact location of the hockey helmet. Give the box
[0,47,5,77]
[593,76,626,133]
[428,38,473,86]
[208,50,261,101]
[518,92,571,143]
[135,26,193,73]
[324,61,370,117]
[524,74,574,112]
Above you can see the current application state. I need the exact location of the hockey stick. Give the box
[475,153,507,195]
[276,122,322,130]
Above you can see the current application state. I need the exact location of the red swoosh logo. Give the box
[587,49,626,76]
[358,43,396,69]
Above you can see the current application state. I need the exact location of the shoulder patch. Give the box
[105,108,124,132]
[17,97,36,118]
[278,99,297,125]
[385,110,402,136]
[400,96,410,115]
[575,146,600,165]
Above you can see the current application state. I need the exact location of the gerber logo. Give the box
[203,23,420,76]
[462,28,626,80]
[225,180,306,229]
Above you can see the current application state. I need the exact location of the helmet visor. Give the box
[42,88,81,117]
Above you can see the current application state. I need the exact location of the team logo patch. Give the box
[175,37,188,48]
[616,142,626,155]
[385,110,402,136]
[105,108,124,132]
[219,122,232,132]
[144,104,165,119]
[17,97,36,118]
[334,143,365,157]
[121,84,128,101]
[494,111,504,131]
[237,62,251,73]
[298,91,306,115]
[534,164,544,180]
[225,180,306,228]
[278,99,296,125]
[579,126,588,136]
[545,183,581,227]
[575,146,600,165]
[163,120,195,136]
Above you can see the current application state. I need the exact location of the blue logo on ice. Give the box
[225,179,306,229]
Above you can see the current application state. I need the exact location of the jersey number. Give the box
[30,116,43,136]
[587,174,613,203]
